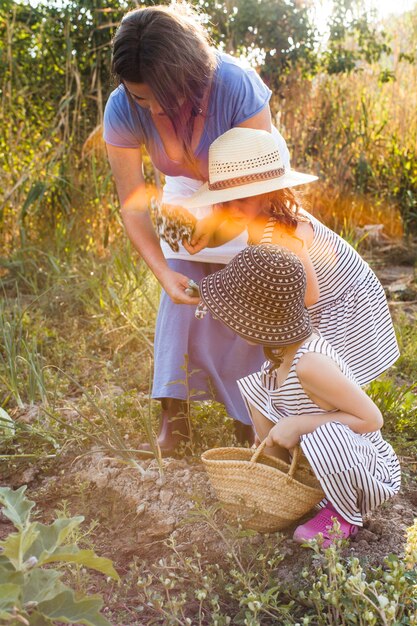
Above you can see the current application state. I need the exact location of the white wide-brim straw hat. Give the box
[182,128,318,209]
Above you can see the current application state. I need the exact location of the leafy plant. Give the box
[297,521,417,625]
[136,500,292,625]
[0,485,119,626]
[131,500,417,625]
[367,378,417,449]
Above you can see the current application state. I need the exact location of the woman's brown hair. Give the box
[111,4,216,178]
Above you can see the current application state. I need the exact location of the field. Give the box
[1,1,417,624]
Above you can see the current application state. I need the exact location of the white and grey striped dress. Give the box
[237,336,401,526]
[260,211,399,385]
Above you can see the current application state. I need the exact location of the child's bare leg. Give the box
[249,406,290,463]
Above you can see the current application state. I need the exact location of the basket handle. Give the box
[250,440,300,480]
[288,445,300,479]
[250,439,268,463]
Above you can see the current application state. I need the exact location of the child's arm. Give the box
[249,404,290,462]
[265,352,383,449]
[271,222,320,307]
[182,211,246,254]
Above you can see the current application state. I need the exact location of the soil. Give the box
[4,449,417,567]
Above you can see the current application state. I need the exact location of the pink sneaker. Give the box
[293,502,359,547]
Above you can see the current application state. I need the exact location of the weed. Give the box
[368,378,417,451]
[128,500,417,625]
[297,524,417,625]
[41,368,151,476]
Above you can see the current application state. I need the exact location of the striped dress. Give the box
[260,211,399,385]
[237,335,401,525]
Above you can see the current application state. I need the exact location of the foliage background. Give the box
[1,0,416,260]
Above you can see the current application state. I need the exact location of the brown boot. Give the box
[233,421,255,447]
[138,399,191,457]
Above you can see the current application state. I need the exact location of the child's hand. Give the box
[183,215,218,254]
[265,417,301,450]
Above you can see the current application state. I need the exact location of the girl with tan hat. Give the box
[182,127,399,388]
[197,244,401,546]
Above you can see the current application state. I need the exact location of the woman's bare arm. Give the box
[106,144,199,304]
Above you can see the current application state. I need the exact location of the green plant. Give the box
[0,485,119,626]
[395,319,417,381]
[296,520,417,625]
[132,502,417,625]
[338,216,370,250]
[136,506,293,626]
[0,297,49,408]
[367,378,417,449]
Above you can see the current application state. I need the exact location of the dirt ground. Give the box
[2,447,417,581]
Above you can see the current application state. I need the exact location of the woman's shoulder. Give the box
[210,53,271,128]
[105,84,129,111]
[216,52,247,74]
[103,85,146,148]
[215,52,270,91]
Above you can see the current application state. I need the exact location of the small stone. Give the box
[367,520,384,535]
[160,490,173,505]
[136,503,147,516]
[388,282,409,293]
[147,518,175,538]
[357,529,378,543]
[10,466,39,487]
[94,473,109,489]
[141,471,159,483]
[165,459,188,471]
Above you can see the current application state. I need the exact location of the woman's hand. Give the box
[264,416,302,450]
[160,268,201,305]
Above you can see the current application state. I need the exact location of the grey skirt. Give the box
[152,259,265,424]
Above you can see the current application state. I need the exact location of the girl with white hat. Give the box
[197,244,401,545]
[182,127,399,387]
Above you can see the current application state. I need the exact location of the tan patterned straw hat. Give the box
[199,244,313,346]
[182,127,317,209]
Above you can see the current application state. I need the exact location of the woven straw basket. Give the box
[201,441,324,533]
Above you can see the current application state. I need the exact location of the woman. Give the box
[103,3,290,453]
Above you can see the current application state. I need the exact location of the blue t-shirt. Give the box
[103,53,272,179]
